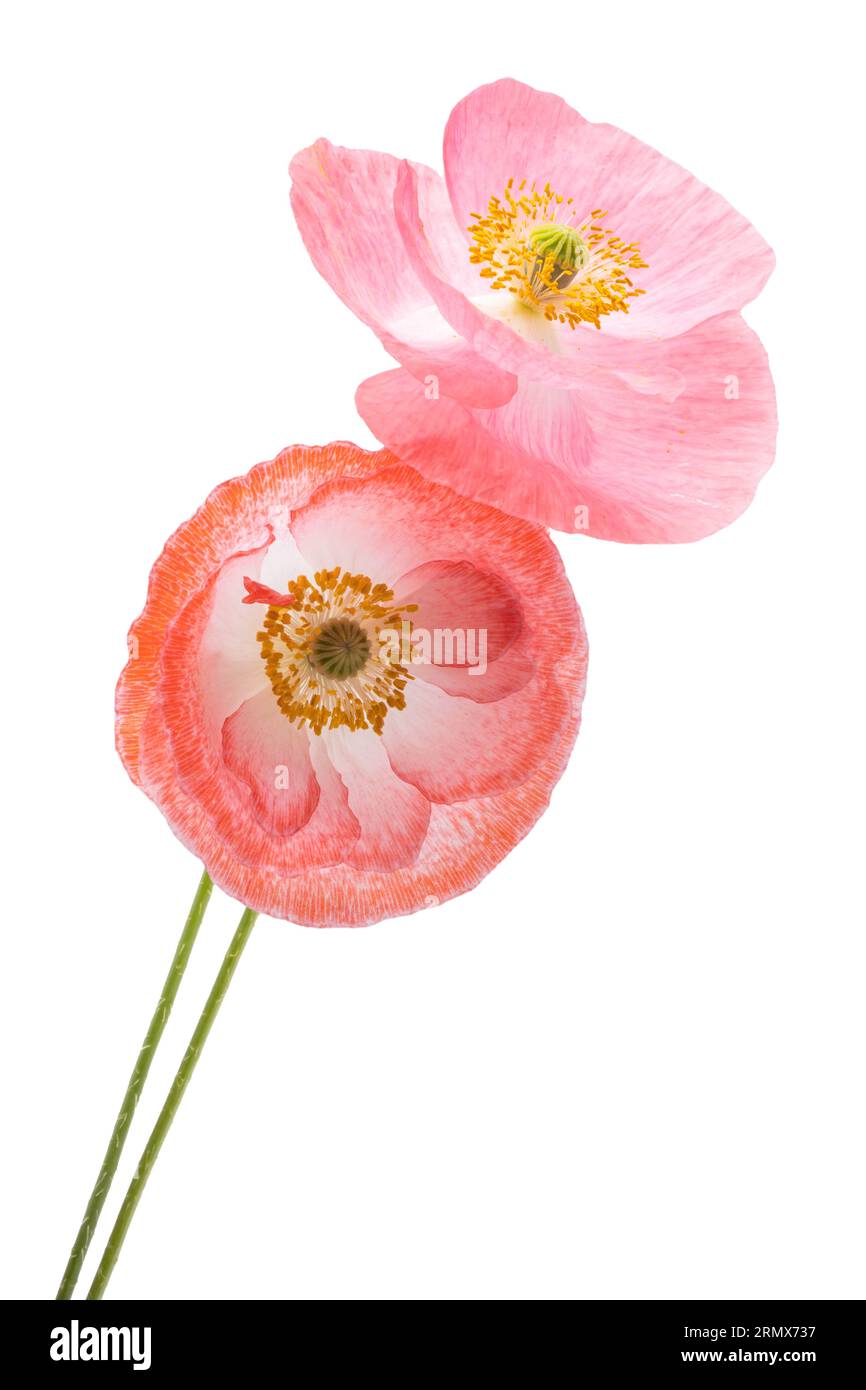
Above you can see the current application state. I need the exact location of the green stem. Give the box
[56,868,213,1300]
[86,906,258,1300]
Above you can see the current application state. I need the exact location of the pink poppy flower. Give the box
[291,79,776,541]
[116,444,587,927]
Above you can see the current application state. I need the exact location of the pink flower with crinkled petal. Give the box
[116,443,587,927]
[291,78,776,541]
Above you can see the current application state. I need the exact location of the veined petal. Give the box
[383,670,570,803]
[393,558,533,702]
[290,140,516,407]
[326,729,431,871]
[358,313,777,541]
[222,690,320,838]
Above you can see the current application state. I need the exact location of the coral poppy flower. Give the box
[116,444,587,927]
[291,78,776,541]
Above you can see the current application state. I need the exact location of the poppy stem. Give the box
[85,905,258,1300]
[56,867,214,1300]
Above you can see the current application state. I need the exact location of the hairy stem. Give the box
[87,906,258,1299]
[56,868,213,1299]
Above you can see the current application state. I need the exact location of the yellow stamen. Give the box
[255,566,416,736]
[468,180,648,330]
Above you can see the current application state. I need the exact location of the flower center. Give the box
[309,618,371,679]
[468,180,647,330]
[253,566,416,735]
[528,222,589,293]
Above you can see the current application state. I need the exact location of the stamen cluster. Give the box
[256,566,417,735]
[468,179,648,330]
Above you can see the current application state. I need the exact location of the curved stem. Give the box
[56,868,213,1300]
[87,906,258,1300]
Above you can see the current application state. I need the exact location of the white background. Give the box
[1,1,863,1301]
